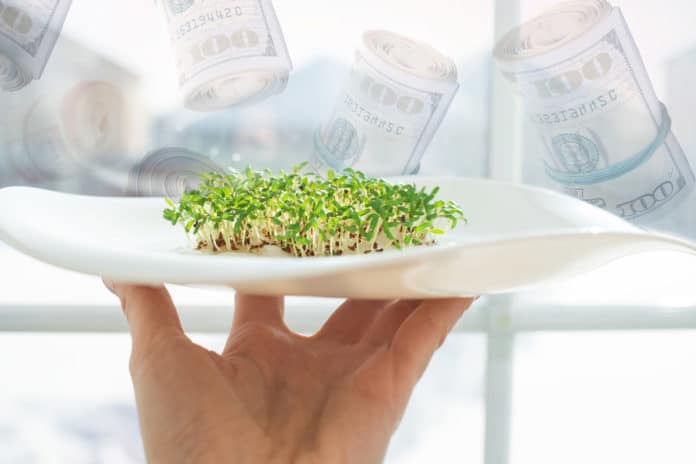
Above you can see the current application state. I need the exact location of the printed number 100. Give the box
[190,30,260,64]
[0,3,32,34]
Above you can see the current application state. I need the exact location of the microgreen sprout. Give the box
[163,164,466,257]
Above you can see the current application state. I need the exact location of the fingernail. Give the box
[102,278,116,295]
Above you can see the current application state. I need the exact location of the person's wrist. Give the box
[293,443,386,464]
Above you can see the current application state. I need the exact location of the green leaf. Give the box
[163,165,466,256]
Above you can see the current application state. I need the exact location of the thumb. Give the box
[103,279,185,353]
[390,298,474,385]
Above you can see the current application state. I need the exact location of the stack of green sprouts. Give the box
[163,164,465,257]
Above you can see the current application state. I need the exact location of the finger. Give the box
[362,299,422,346]
[390,298,474,384]
[233,293,285,331]
[314,299,392,344]
[103,279,185,353]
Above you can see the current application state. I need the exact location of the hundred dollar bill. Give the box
[155,0,292,112]
[128,147,228,197]
[0,0,72,91]
[311,30,459,177]
[4,81,127,182]
[494,0,695,227]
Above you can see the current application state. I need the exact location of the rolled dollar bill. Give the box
[311,30,459,177]
[128,147,228,197]
[155,0,292,111]
[6,81,127,182]
[0,0,72,92]
[494,0,695,225]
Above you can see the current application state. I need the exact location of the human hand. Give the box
[104,281,474,464]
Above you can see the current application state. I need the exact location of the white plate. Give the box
[1,177,695,298]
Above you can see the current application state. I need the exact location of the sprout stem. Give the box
[163,166,466,257]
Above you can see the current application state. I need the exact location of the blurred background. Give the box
[1,0,696,463]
